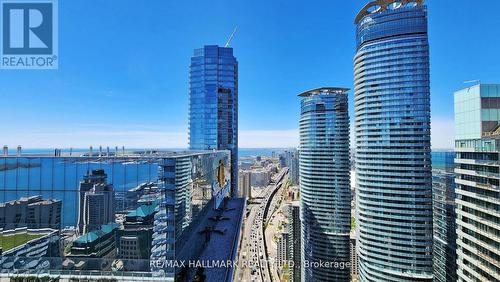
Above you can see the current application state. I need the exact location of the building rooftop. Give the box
[354,0,424,24]
[74,223,119,244]
[0,195,56,208]
[174,197,244,281]
[298,87,350,97]
[127,203,158,218]
[455,83,500,94]
[196,198,244,282]
[28,199,61,206]
[193,45,234,56]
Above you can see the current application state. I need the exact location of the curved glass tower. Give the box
[354,1,433,281]
[299,87,351,281]
[189,45,238,197]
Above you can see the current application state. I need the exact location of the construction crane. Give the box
[225,27,238,47]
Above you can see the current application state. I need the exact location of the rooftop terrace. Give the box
[0,233,45,252]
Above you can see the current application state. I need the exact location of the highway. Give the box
[234,168,288,282]
[264,178,287,282]
[261,169,287,282]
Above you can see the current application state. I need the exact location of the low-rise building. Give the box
[65,223,119,270]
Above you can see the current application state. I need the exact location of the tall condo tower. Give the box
[354,1,433,281]
[189,45,238,197]
[454,84,500,281]
[299,87,351,281]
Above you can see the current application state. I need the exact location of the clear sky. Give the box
[1,0,499,149]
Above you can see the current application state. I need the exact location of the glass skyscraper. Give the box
[354,1,433,281]
[454,84,500,281]
[189,45,239,197]
[0,150,233,280]
[299,87,351,281]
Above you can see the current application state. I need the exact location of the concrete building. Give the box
[238,171,251,198]
[299,87,351,281]
[27,199,62,229]
[0,196,61,230]
[354,1,433,280]
[454,84,500,281]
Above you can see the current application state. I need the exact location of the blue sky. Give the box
[1,0,499,149]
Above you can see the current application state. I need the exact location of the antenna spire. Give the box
[225,27,238,47]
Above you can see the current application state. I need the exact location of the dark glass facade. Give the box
[287,202,301,282]
[431,151,456,282]
[354,1,433,281]
[189,45,238,197]
[432,171,457,282]
[299,88,351,281]
[0,151,230,280]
